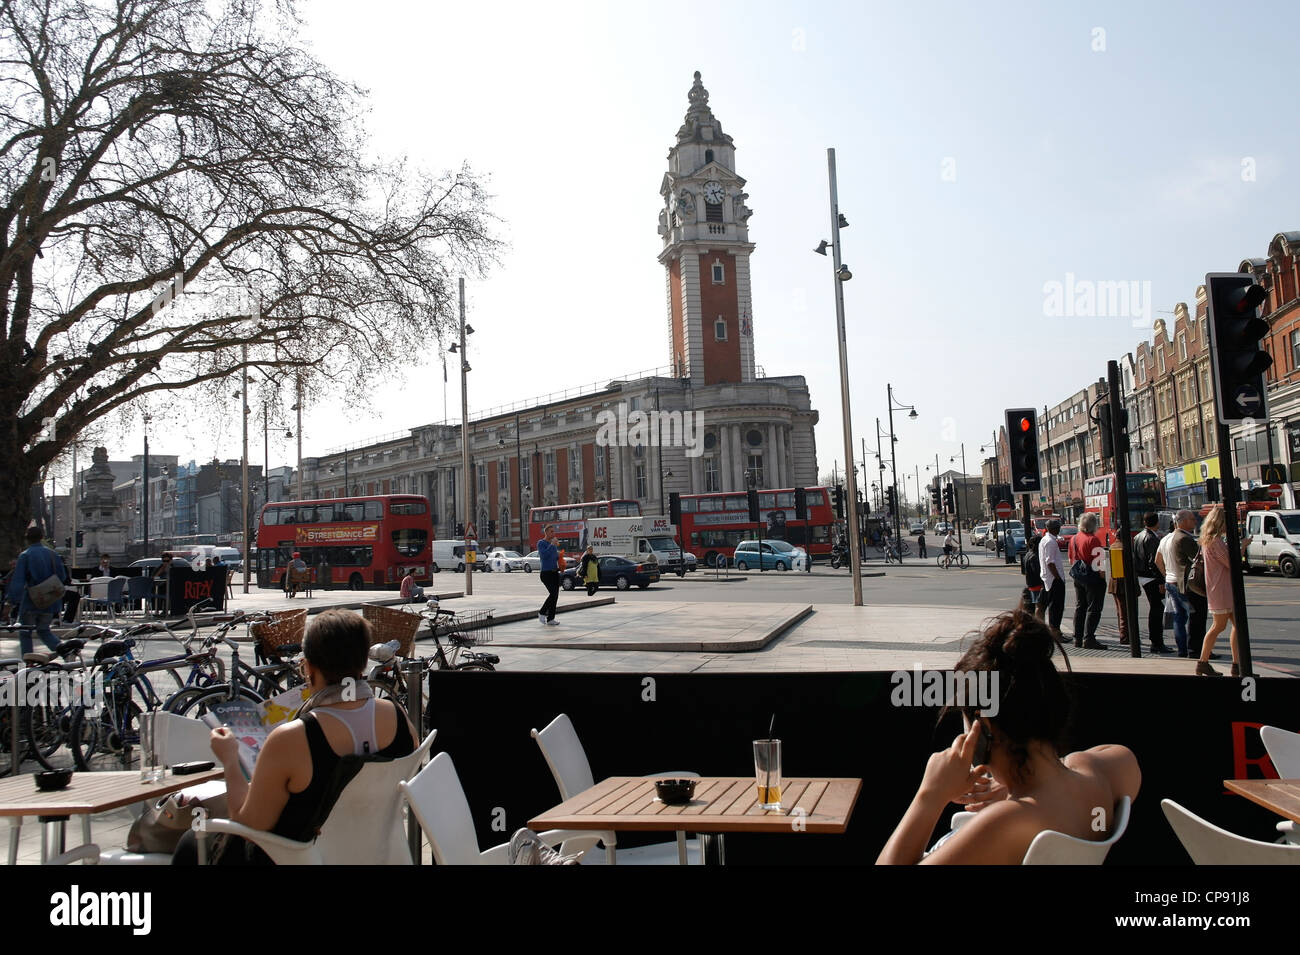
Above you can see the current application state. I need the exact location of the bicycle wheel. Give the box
[26,701,79,772]
[173,686,264,721]
[367,676,408,709]
[958,553,970,568]
[453,662,494,672]
[69,694,142,771]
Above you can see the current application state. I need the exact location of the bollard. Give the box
[404,659,423,864]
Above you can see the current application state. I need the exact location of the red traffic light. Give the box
[1019,417,1031,432]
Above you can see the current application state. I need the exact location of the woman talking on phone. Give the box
[877,610,1141,864]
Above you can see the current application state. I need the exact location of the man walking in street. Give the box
[1038,519,1066,639]
[1156,509,1200,658]
[916,530,927,559]
[1133,512,1171,654]
[537,524,561,626]
[5,524,69,656]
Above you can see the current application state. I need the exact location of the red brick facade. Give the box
[698,251,741,385]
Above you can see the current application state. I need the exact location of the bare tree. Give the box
[0,0,500,556]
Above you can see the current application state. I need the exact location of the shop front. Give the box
[1164,457,1220,511]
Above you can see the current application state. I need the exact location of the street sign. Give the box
[995,501,1014,519]
[1268,484,1283,499]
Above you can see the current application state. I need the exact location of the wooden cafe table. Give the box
[529,776,862,865]
[1224,778,1300,828]
[0,769,223,865]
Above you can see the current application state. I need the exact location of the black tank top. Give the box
[272,707,415,842]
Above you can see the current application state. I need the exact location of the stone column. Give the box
[766,423,779,487]
[776,424,788,488]
[734,425,746,489]
[719,425,731,491]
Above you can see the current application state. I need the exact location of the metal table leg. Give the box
[700,833,726,865]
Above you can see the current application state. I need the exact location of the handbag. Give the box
[127,788,229,854]
[1185,551,1207,597]
[26,573,66,610]
[1069,559,1092,583]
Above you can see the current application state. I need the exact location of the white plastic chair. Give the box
[99,712,222,865]
[933,797,1130,864]
[1261,726,1300,843]
[1162,798,1300,864]
[401,751,596,865]
[196,729,437,865]
[530,713,699,865]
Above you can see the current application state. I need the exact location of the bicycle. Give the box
[366,604,498,721]
[168,609,301,719]
[937,550,970,569]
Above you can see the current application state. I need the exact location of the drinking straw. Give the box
[764,714,775,801]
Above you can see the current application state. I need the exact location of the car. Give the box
[933,522,954,537]
[1003,529,1028,560]
[130,556,193,571]
[518,551,542,572]
[1057,525,1078,553]
[486,550,527,573]
[909,521,926,537]
[970,523,991,547]
[732,539,806,571]
[560,554,660,591]
[684,551,698,572]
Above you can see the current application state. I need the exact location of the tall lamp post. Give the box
[886,384,918,557]
[815,147,863,605]
[949,443,968,553]
[447,278,474,595]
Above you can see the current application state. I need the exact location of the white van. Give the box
[430,540,467,573]
[1243,510,1300,578]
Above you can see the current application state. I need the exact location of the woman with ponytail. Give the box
[878,610,1140,864]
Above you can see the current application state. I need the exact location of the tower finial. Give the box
[688,71,708,110]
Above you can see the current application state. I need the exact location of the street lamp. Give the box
[886,384,918,557]
[815,147,863,605]
[948,442,967,553]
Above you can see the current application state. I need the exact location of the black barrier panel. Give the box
[165,567,227,615]
[425,670,1300,865]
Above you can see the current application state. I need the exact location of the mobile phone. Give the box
[964,713,992,768]
[172,760,215,775]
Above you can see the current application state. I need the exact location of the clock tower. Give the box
[658,72,756,386]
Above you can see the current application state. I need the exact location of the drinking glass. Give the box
[753,739,782,810]
[139,711,164,783]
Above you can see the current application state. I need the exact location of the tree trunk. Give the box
[0,431,37,562]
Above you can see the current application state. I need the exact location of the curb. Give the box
[497,603,814,654]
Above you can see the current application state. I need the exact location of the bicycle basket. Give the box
[250,608,307,660]
[360,604,422,657]
[436,609,494,646]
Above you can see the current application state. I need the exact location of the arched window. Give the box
[705,149,714,164]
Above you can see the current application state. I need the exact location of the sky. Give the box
[87,0,1300,507]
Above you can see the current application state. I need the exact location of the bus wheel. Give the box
[1281,555,1299,579]
[704,551,718,568]
[348,574,363,591]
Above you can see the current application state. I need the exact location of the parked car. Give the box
[129,556,193,571]
[560,555,660,591]
[732,539,807,571]
[486,550,527,573]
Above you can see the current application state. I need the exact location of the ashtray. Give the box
[654,778,696,805]
[35,770,73,792]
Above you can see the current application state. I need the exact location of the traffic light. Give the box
[943,483,955,513]
[794,487,808,521]
[1005,408,1042,493]
[1205,273,1271,424]
[487,519,497,536]
[1206,478,1220,503]
[930,483,941,511]
[832,485,844,518]
[669,492,681,525]
[1097,404,1131,461]
[884,486,896,515]
[455,522,465,536]
[75,530,83,548]
[747,488,760,523]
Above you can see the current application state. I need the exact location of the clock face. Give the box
[704,181,724,204]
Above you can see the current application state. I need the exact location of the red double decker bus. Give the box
[526,499,641,553]
[677,487,835,567]
[1082,472,1163,543]
[255,495,433,591]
